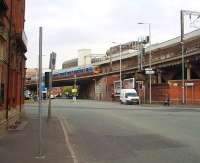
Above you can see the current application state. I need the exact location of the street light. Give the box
[112,42,122,91]
[138,22,152,104]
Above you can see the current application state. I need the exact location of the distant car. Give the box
[24,90,31,100]
[120,89,140,105]
[50,94,55,99]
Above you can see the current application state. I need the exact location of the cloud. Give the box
[25,0,200,69]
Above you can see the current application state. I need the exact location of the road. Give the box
[26,99,200,163]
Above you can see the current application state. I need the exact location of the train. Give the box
[52,65,101,80]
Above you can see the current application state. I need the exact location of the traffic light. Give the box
[142,36,150,44]
[45,72,50,88]
[146,36,150,43]
[49,52,56,70]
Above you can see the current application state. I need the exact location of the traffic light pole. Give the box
[47,68,52,120]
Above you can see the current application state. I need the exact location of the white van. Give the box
[120,89,139,105]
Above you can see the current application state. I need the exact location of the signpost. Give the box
[48,52,56,120]
[36,26,45,159]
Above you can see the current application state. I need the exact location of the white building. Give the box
[78,49,92,66]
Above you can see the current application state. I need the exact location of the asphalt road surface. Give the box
[26,99,200,163]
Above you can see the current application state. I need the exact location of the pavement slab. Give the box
[0,108,73,163]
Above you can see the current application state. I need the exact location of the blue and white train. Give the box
[52,65,101,79]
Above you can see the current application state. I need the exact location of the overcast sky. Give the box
[25,0,200,69]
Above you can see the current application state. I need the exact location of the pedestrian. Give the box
[111,92,115,101]
[164,94,170,106]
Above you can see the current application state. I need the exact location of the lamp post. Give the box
[112,42,122,91]
[138,22,152,104]
[180,10,185,104]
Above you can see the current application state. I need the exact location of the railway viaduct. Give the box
[26,29,200,104]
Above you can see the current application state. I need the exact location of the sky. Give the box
[25,0,200,69]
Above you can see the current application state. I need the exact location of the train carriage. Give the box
[52,65,101,80]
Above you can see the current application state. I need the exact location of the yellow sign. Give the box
[72,89,77,93]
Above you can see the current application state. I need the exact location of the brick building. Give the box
[0,0,27,125]
[91,29,200,104]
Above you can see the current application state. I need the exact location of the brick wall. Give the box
[145,80,200,104]
[0,0,26,124]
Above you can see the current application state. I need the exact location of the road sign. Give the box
[145,68,155,75]
[185,83,194,86]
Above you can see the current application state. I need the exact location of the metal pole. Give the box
[75,75,77,101]
[94,79,96,100]
[38,27,43,156]
[48,68,52,119]
[149,23,152,104]
[36,70,38,98]
[119,43,122,90]
[181,10,185,104]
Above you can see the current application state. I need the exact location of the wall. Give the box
[0,0,26,125]
[144,80,200,104]
[169,80,200,104]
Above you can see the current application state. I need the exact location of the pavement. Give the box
[0,105,73,163]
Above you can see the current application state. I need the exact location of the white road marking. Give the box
[58,115,78,163]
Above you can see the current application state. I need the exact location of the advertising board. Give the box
[114,80,121,96]
[123,78,135,89]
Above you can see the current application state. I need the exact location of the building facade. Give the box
[62,49,105,69]
[62,58,78,69]
[0,0,27,125]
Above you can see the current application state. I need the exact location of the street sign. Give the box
[185,83,194,86]
[145,68,155,75]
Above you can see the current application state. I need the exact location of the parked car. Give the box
[24,90,32,100]
[120,89,139,105]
